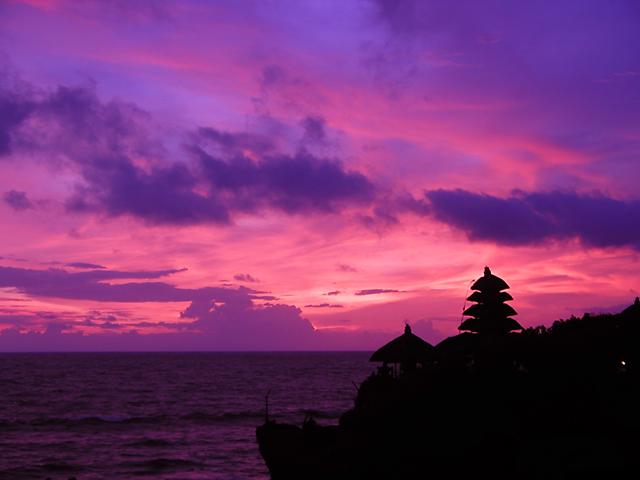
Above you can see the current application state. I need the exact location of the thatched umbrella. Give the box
[370,324,435,364]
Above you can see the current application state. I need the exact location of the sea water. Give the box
[0,352,372,479]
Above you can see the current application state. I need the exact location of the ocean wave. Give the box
[126,438,174,448]
[181,410,265,423]
[0,414,169,428]
[33,408,340,427]
[120,457,204,471]
[47,414,169,426]
[0,409,270,429]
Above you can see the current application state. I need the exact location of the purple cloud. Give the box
[354,288,400,296]
[1,71,378,225]
[196,126,276,157]
[66,262,107,269]
[3,190,33,211]
[0,322,413,352]
[0,78,230,225]
[300,116,327,144]
[0,288,448,352]
[411,319,446,345]
[426,189,640,249]
[259,64,287,89]
[0,264,321,349]
[372,0,640,114]
[0,265,250,303]
[233,273,259,283]
[0,81,35,155]
[66,159,231,225]
[337,264,357,273]
[304,303,344,308]
[192,139,375,214]
[358,206,400,231]
[179,295,316,349]
[324,290,341,296]
[0,307,132,333]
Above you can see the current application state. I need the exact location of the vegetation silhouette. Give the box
[257,268,640,479]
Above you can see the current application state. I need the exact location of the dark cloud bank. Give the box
[0,264,311,350]
[426,189,640,250]
[0,265,444,351]
[0,71,374,226]
[2,68,640,252]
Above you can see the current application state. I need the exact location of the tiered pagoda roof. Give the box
[459,266,523,334]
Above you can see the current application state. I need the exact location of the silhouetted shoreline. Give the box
[257,270,640,479]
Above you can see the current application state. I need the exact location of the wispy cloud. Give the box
[304,303,344,308]
[354,289,400,296]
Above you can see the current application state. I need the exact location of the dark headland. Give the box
[257,267,640,479]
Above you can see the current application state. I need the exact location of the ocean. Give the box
[0,352,373,479]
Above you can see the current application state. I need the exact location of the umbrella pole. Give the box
[264,389,271,423]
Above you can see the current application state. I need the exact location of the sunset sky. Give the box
[1,0,639,350]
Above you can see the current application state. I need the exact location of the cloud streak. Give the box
[354,288,400,296]
[0,265,233,303]
[66,262,107,269]
[304,303,344,308]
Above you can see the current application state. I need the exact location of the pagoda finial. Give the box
[484,266,491,276]
[404,323,411,335]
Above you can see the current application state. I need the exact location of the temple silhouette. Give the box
[460,266,522,333]
[257,267,640,479]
